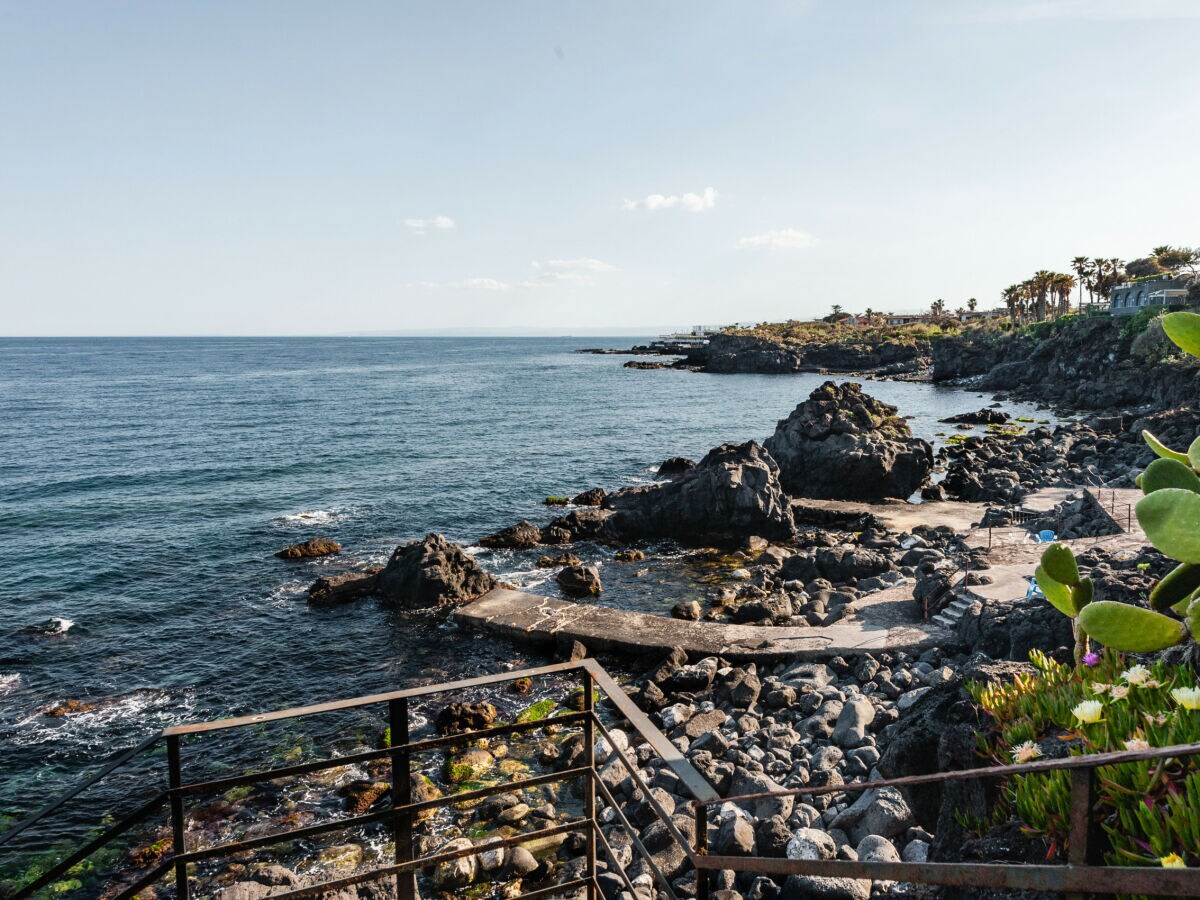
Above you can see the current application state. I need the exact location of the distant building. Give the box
[1109,275,1190,316]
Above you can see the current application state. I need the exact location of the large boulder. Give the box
[478,520,542,549]
[374,534,495,608]
[764,381,933,501]
[275,537,341,559]
[605,441,795,543]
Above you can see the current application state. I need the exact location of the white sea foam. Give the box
[273,508,349,527]
[47,617,75,634]
[0,673,20,695]
[13,688,197,748]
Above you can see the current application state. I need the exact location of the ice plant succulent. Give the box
[1122,665,1151,686]
[1073,699,1104,724]
[1011,741,1042,763]
[1171,687,1200,711]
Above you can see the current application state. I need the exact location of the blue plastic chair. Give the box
[1035,530,1056,543]
[1026,577,1045,600]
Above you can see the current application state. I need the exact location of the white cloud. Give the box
[404,215,456,234]
[736,228,815,250]
[622,187,717,213]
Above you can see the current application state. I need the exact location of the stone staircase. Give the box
[930,592,974,630]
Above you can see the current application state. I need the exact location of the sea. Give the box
[0,336,1057,875]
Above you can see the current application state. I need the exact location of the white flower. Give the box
[1110,685,1130,701]
[1124,738,1151,751]
[1091,682,1110,694]
[1171,687,1200,710]
[1073,700,1104,724]
[1122,665,1151,686]
[1011,741,1043,763]
[1160,852,1186,868]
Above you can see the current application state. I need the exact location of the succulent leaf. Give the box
[1150,563,1200,612]
[1039,543,1079,586]
[1143,430,1190,465]
[1190,436,1200,472]
[1077,600,1185,652]
[1161,311,1200,359]
[1141,458,1200,495]
[1071,577,1094,611]
[1035,565,1076,617]
[1136,488,1200,563]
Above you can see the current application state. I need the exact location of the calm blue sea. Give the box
[0,336,1054,846]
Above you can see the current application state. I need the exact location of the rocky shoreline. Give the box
[29,366,1197,900]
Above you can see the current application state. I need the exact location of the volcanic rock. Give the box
[557,564,602,596]
[605,441,795,543]
[478,520,542,549]
[274,537,341,559]
[374,534,495,608]
[764,381,932,501]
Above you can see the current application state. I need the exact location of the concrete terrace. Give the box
[455,486,1149,661]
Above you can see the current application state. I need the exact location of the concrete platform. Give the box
[454,585,953,662]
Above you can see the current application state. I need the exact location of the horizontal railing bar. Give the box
[512,876,594,900]
[11,792,168,900]
[179,808,393,863]
[0,732,162,848]
[593,819,640,898]
[404,765,591,818]
[178,765,592,864]
[175,711,590,797]
[697,740,1200,807]
[163,660,588,736]
[177,747,390,796]
[695,855,1200,895]
[591,770,682,900]
[264,819,589,899]
[591,715,696,868]
[581,659,720,803]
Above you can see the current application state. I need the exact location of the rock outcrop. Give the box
[274,537,341,559]
[375,534,495,608]
[605,441,795,543]
[698,333,929,376]
[764,381,933,501]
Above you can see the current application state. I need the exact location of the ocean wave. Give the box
[13,688,197,748]
[21,617,76,636]
[273,508,351,528]
[0,673,20,695]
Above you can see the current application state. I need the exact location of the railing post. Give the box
[695,802,709,900]
[166,735,188,900]
[389,698,416,900]
[1067,766,1100,900]
[581,668,597,899]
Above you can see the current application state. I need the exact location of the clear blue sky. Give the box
[2,1,1197,335]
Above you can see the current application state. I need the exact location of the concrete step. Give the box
[931,614,958,629]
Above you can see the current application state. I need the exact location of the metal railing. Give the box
[6,659,1200,899]
[694,741,1200,898]
[0,659,719,900]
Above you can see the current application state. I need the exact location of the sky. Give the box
[1,0,1198,336]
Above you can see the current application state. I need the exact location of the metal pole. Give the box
[166,735,188,900]
[1067,767,1100,900]
[582,669,597,899]
[695,802,710,900]
[390,698,415,900]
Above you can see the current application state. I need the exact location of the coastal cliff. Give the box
[688,331,931,376]
[932,315,1200,410]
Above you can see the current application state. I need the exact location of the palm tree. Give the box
[930,298,947,316]
[1071,256,1092,310]
[1054,273,1076,317]
[1031,270,1055,321]
[1001,285,1021,323]
[967,297,978,311]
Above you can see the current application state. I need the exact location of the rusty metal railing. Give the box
[7,658,1199,899]
[0,658,718,900]
[692,740,1200,898]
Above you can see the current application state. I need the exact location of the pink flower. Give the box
[1082,652,1101,667]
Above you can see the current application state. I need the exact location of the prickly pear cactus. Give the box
[1031,311,1200,656]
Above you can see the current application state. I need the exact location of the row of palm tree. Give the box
[1000,271,1078,324]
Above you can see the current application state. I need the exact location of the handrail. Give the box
[696,739,1200,807]
[0,731,162,847]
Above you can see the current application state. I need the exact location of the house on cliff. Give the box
[1109,275,1190,316]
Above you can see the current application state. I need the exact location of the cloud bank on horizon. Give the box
[0,1,1196,335]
